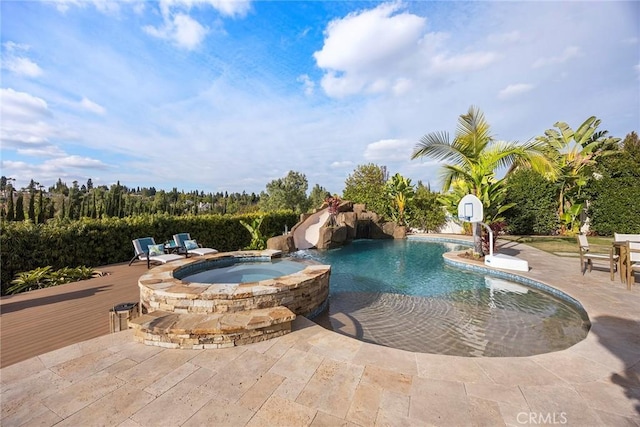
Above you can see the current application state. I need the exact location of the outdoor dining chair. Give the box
[577,234,618,280]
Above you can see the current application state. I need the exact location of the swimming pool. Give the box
[293,239,590,357]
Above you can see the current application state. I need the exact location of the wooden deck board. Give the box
[0,262,148,368]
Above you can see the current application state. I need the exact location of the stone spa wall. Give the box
[130,251,331,349]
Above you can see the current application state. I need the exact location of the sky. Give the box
[1,0,639,195]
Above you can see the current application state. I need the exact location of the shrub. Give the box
[0,211,297,294]
[585,152,640,235]
[503,169,558,235]
[6,265,96,295]
[408,183,447,232]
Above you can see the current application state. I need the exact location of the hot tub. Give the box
[132,250,331,349]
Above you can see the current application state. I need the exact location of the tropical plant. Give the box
[7,266,54,294]
[48,266,96,286]
[7,265,97,294]
[534,116,620,234]
[385,173,415,226]
[411,105,555,254]
[239,216,267,250]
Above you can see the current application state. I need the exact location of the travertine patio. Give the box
[1,235,639,426]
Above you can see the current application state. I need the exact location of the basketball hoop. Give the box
[457,195,483,223]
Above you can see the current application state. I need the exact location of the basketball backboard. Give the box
[457,194,483,222]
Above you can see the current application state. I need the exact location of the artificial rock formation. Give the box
[267,201,407,252]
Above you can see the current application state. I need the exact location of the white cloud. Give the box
[51,0,80,13]
[533,46,581,68]
[1,88,50,121]
[314,2,425,98]
[488,31,521,44]
[50,0,136,15]
[330,160,354,169]
[17,146,67,157]
[1,156,109,189]
[144,13,209,50]
[160,0,252,18]
[0,89,76,153]
[364,139,413,162]
[297,74,315,96]
[173,13,208,49]
[49,155,109,169]
[392,78,412,96]
[313,2,500,98]
[315,3,425,72]
[2,42,43,77]
[429,51,500,75]
[498,83,535,99]
[4,57,43,78]
[144,0,251,49]
[80,97,106,115]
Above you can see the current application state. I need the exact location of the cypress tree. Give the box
[28,191,36,222]
[47,199,55,220]
[15,193,25,221]
[37,189,44,223]
[6,187,14,221]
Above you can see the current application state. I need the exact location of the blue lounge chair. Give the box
[130,237,183,268]
[173,233,218,257]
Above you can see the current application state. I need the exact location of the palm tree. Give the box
[411,105,555,254]
[534,116,620,234]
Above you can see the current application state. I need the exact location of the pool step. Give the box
[129,306,296,349]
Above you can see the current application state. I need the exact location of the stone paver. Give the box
[1,235,639,426]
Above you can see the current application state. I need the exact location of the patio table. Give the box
[163,241,180,254]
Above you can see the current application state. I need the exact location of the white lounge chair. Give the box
[577,234,618,280]
[130,237,183,268]
[173,233,218,257]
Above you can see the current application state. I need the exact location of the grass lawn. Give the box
[499,235,614,257]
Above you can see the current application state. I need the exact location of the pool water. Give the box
[293,239,589,357]
[180,259,305,284]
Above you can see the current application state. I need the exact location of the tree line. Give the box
[2,107,638,245]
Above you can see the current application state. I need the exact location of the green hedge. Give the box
[503,169,559,235]
[0,211,297,295]
[587,176,640,235]
[585,151,640,235]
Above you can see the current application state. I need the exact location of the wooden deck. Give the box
[0,262,148,368]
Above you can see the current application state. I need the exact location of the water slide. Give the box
[293,208,331,250]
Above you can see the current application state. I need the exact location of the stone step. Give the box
[129,306,296,349]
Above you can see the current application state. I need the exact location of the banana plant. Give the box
[386,173,414,226]
[535,116,620,234]
[239,216,266,250]
[559,203,583,236]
